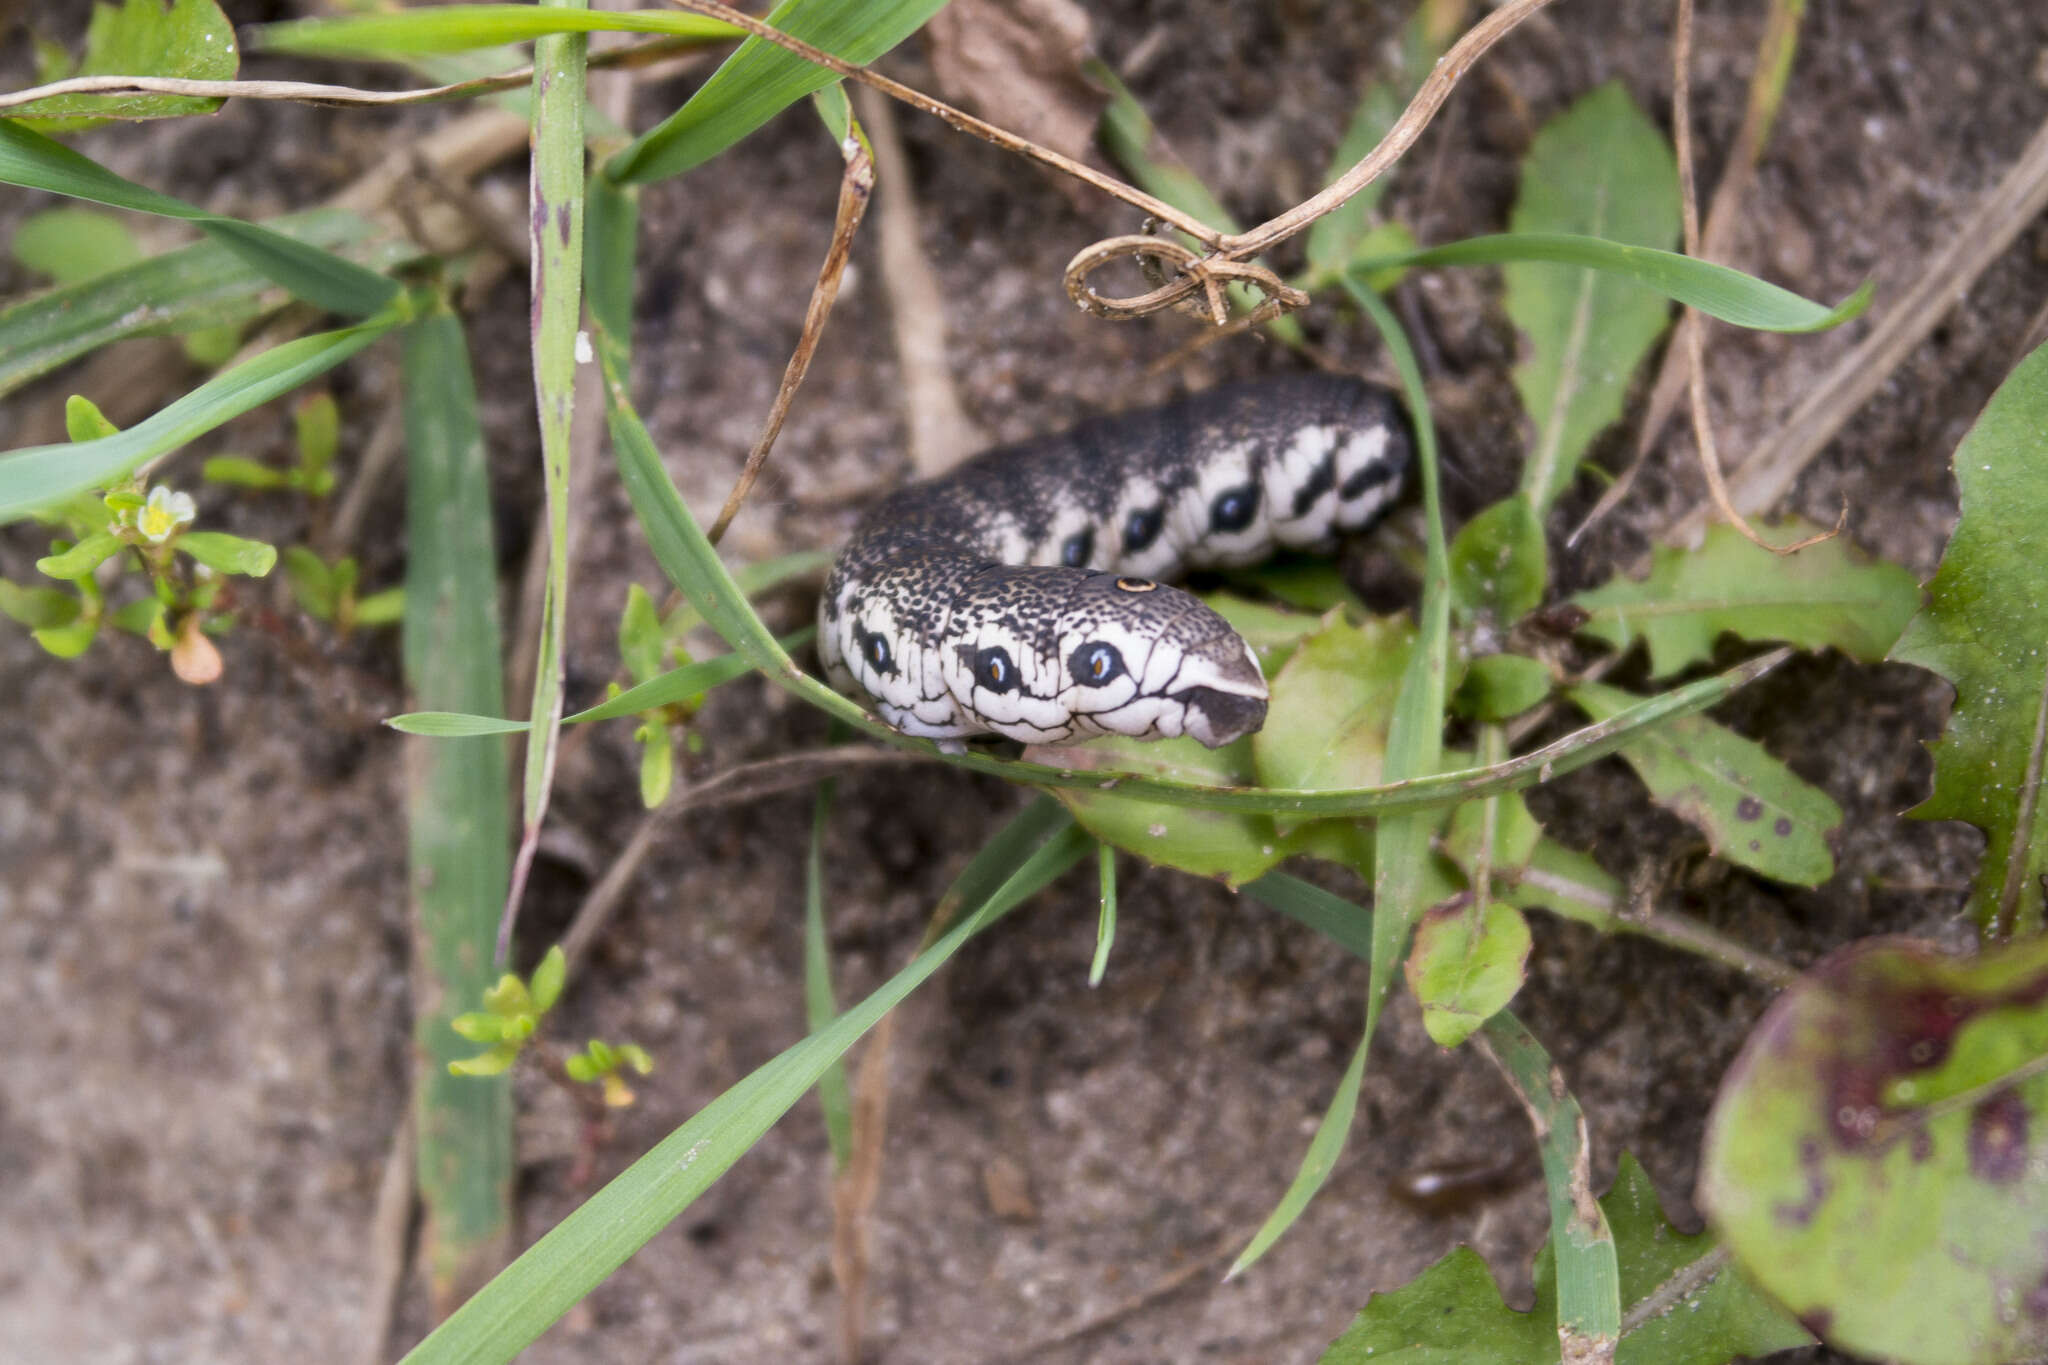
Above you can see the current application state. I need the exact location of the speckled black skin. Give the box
[820,374,1411,747]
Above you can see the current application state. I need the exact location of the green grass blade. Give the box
[400,305,515,1307]
[0,120,398,317]
[606,0,950,184]
[0,310,401,522]
[1243,873,1374,961]
[1358,231,1870,334]
[1480,1011,1620,1354]
[1088,843,1117,987]
[388,713,533,737]
[399,814,1088,1365]
[0,208,417,401]
[251,5,737,58]
[1230,276,1452,1277]
[805,779,853,1167]
[514,2,588,878]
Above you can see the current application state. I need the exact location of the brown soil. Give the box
[3,2,2045,1363]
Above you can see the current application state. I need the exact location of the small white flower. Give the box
[137,486,196,543]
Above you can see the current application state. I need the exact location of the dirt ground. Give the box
[3,2,2046,1362]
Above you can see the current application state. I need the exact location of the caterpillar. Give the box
[818,373,1411,749]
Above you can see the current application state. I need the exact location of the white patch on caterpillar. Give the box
[1105,476,1181,581]
[1267,423,1343,548]
[1173,440,1271,569]
[1331,424,1397,531]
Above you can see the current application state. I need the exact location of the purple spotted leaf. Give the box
[1701,934,2048,1365]
[1569,680,1842,886]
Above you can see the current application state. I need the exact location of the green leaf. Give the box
[0,209,410,402]
[177,530,276,577]
[397,812,1087,1365]
[293,391,339,475]
[32,616,100,659]
[201,455,291,490]
[0,312,399,522]
[11,0,236,129]
[0,120,399,317]
[35,529,123,580]
[1252,613,1417,830]
[253,6,736,59]
[1450,494,1547,626]
[636,720,674,809]
[1442,789,1542,885]
[803,780,852,1166]
[1452,654,1553,721]
[1570,680,1842,886]
[608,0,949,184]
[1569,678,1837,882]
[528,946,566,1014]
[66,395,119,442]
[0,580,80,628]
[400,306,514,1309]
[1890,339,2048,936]
[1321,1155,1811,1364]
[1505,82,1680,514]
[108,596,163,636]
[1701,935,2048,1365]
[1577,518,1921,677]
[1364,232,1869,335]
[618,582,665,684]
[353,586,405,627]
[281,545,335,618]
[11,207,144,284]
[1481,1012,1619,1353]
[1047,734,1284,887]
[564,638,804,723]
[1406,901,1531,1047]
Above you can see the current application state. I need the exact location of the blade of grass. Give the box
[0,207,418,400]
[1478,1011,1620,1355]
[0,119,398,316]
[501,2,589,963]
[251,5,738,59]
[400,304,515,1312]
[1089,843,1117,987]
[1229,276,1452,1277]
[398,812,1088,1365]
[385,628,814,734]
[597,334,1787,817]
[1357,232,1870,334]
[606,0,950,183]
[806,779,853,1166]
[0,308,404,521]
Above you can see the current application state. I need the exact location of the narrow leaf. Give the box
[607,0,949,183]
[252,6,736,59]
[11,0,236,127]
[0,120,399,316]
[0,314,399,522]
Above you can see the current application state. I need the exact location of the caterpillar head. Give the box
[940,568,1268,748]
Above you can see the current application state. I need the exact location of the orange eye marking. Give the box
[1115,576,1156,593]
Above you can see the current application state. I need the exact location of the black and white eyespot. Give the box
[1208,482,1261,534]
[1122,504,1165,553]
[973,645,1019,694]
[852,622,896,677]
[1069,641,1125,688]
[1060,528,1094,568]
